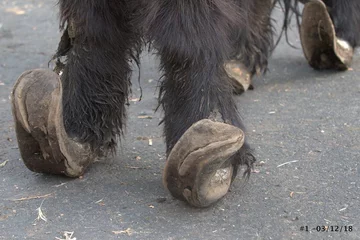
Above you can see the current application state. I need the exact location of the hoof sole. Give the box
[11,69,95,177]
[300,0,353,70]
[163,119,245,207]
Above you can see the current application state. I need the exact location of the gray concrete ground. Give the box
[0,1,359,239]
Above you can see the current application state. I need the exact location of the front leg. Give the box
[11,0,140,176]
[140,0,256,207]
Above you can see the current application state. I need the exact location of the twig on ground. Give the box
[0,160,9,168]
[55,231,76,240]
[35,199,47,222]
[10,193,53,202]
[112,228,133,236]
[277,160,299,168]
[53,182,67,188]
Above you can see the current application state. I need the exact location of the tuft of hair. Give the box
[324,0,360,48]
[57,0,142,154]
[230,0,274,75]
[272,0,302,48]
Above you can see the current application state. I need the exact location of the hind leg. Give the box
[301,0,360,70]
[225,0,273,94]
[12,0,139,177]
[324,0,360,48]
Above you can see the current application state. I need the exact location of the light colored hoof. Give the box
[11,69,96,177]
[300,0,353,70]
[225,60,253,94]
[163,119,245,207]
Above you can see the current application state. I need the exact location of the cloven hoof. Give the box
[300,0,353,70]
[163,119,245,207]
[11,69,96,177]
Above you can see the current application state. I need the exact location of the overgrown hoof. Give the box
[163,119,245,207]
[225,60,253,94]
[300,0,353,70]
[11,69,96,177]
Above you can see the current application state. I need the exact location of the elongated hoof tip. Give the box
[11,69,95,177]
[225,60,253,94]
[163,119,245,207]
[300,0,353,70]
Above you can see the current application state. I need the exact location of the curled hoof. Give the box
[11,69,96,177]
[225,60,253,94]
[163,119,245,207]
[300,0,353,70]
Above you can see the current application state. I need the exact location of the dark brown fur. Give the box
[54,0,359,178]
[323,0,360,48]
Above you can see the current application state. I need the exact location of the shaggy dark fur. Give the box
[56,0,141,154]
[230,0,274,76]
[277,0,360,49]
[55,0,269,175]
[54,0,359,180]
[323,0,360,48]
[136,0,270,175]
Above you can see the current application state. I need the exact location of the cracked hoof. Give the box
[300,0,353,70]
[11,69,96,177]
[163,119,245,207]
[225,60,253,94]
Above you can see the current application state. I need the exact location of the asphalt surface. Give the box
[0,1,359,240]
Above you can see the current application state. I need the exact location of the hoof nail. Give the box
[163,119,245,207]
